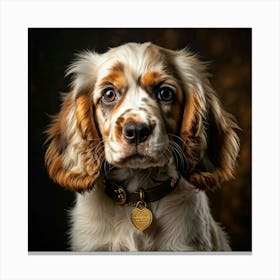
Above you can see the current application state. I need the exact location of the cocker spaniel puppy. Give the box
[45,42,239,251]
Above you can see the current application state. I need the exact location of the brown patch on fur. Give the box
[114,116,125,142]
[45,92,103,192]
[76,94,96,140]
[123,116,142,125]
[110,61,124,72]
[180,88,203,135]
[150,119,157,130]
[99,70,127,91]
[140,71,162,89]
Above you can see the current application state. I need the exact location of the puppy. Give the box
[45,42,239,251]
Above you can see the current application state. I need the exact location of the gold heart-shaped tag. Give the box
[131,203,153,231]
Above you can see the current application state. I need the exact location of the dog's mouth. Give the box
[113,152,166,169]
[118,152,154,166]
[105,137,171,169]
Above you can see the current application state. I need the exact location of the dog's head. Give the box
[45,42,239,192]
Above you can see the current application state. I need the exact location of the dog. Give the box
[45,42,239,251]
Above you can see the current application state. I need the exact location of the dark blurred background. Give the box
[28,28,251,252]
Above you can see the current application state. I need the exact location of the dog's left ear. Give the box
[175,51,240,191]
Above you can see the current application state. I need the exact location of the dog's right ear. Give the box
[174,49,240,191]
[45,51,103,192]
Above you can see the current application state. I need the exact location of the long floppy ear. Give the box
[176,50,240,191]
[45,51,103,192]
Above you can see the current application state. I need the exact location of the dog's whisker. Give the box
[169,140,188,171]
[102,160,114,177]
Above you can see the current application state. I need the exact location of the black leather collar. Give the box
[104,177,179,206]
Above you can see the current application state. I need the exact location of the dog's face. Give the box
[93,44,184,168]
[45,42,239,192]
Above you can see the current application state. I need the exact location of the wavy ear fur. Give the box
[176,51,240,191]
[45,51,103,192]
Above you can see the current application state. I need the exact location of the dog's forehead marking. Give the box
[99,70,126,88]
[99,43,165,79]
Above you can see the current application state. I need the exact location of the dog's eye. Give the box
[156,87,175,103]
[102,87,118,104]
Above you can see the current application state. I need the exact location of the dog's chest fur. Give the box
[69,170,229,251]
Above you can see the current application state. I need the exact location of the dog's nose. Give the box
[122,122,152,145]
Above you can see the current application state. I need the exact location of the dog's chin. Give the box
[109,153,168,169]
